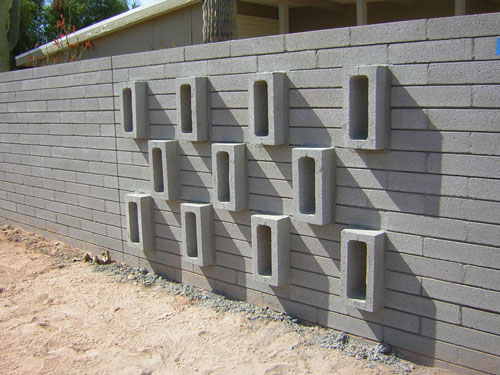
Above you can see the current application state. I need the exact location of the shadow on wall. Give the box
[132,71,446,367]
[335,75,442,363]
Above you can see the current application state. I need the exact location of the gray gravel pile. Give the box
[93,261,416,373]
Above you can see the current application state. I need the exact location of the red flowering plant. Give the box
[28,14,94,66]
[52,14,93,63]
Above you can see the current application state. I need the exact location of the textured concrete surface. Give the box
[341,228,386,313]
[120,81,148,139]
[248,72,288,146]
[251,214,290,287]
[343,65,389,150]
[1,12,500,374]
[211,143,247,211]
[292,147,335,225]
[175,76,209,141]
[181,202,214,267]
[125,193,154,252]
[148,140,179,201]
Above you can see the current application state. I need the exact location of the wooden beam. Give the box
[386,0,415,7]
[278,0,289,34]
[289,0,343,12]
[356,0,367,25]
[455,0,466,15]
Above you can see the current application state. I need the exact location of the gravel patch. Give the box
[93,261,417,374]
[0,223,418,374]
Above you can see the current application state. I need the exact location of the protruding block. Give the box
[251,214,289,287]
[120,81,148,139]
[292,147,334,225]
[343,65,389,150]
[148,140,179,201]
[176,76,209,141]
[341,228,386,312]
[248,72,288,146]
[212,143,247,211]
[125,193,154,252]
[181,203,214,267]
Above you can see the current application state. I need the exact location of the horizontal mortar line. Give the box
[2,187,121,206]
[17,203,120,220]
[335,184,486,203]
[390,148,490,157]
[289,125,343,130]
[455,322,500,338]
[385,248,468,267]
[4,80,112,90]
[289,106,343,110]
[417,329,500,358]
[404,254,500,272]
[388,268,500,293]
[338,201,500,226]
[289,266,340,281]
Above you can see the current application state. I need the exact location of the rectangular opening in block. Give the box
[346,240,367,301]
[128,201,139,243]
[180,84,193,134]
[185,212,198,258]
[298,156,316,215]
[257,224,272,276]
[216,151,230,202]
[152,147,164,193]
[253,80,269,137]
[349,76,369,140]
[122,87,133,133]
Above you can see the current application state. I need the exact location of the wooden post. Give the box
[279,0,289,34]
[455,0,466,15]
[356,0,368,25]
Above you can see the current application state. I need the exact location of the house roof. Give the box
[15,0,201,67]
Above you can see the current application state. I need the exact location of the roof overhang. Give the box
[16,0,201,67]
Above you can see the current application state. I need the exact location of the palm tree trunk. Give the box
[202,0,237,43]
[0,0,21,72]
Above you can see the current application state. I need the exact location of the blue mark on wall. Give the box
[496,37,500,56]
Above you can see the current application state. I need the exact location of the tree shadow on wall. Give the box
[334,75,443,364]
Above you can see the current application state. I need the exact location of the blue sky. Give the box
[137,0,164,7]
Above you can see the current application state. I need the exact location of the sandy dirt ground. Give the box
[0,226,454,375]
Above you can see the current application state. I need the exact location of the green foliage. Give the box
[15,0,136,56]
[44,0,130,42]
[13,0,45,57]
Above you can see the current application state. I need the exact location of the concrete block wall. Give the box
[1,12,499,374]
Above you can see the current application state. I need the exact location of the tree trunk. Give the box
[202,0,237,43]
[0,0,21,73]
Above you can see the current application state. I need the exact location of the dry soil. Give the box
[0,225,454,375]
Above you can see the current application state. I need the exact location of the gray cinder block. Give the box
[292,147,334,225]
[248,72,288,146]
[251,214,289,287]
[148,140,179,201]
[341,228,385,313]
[212,143,247,211]
[343,65,389,150]
[125,193,154,252]
[120,81,148,139]
[176,76,209,142]
[181,203,214,267]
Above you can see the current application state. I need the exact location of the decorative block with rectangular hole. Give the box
[176,76,209,142]
[248,72,288,146]
[125,193,154,252]
[251,214,289,287]
[148,140,179,201]
[292,147,334,225]
[341,228,385,312]
[120,81,148,139]
[211,143,247,211]
[181,203,214,267]
[343,65,389,150]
